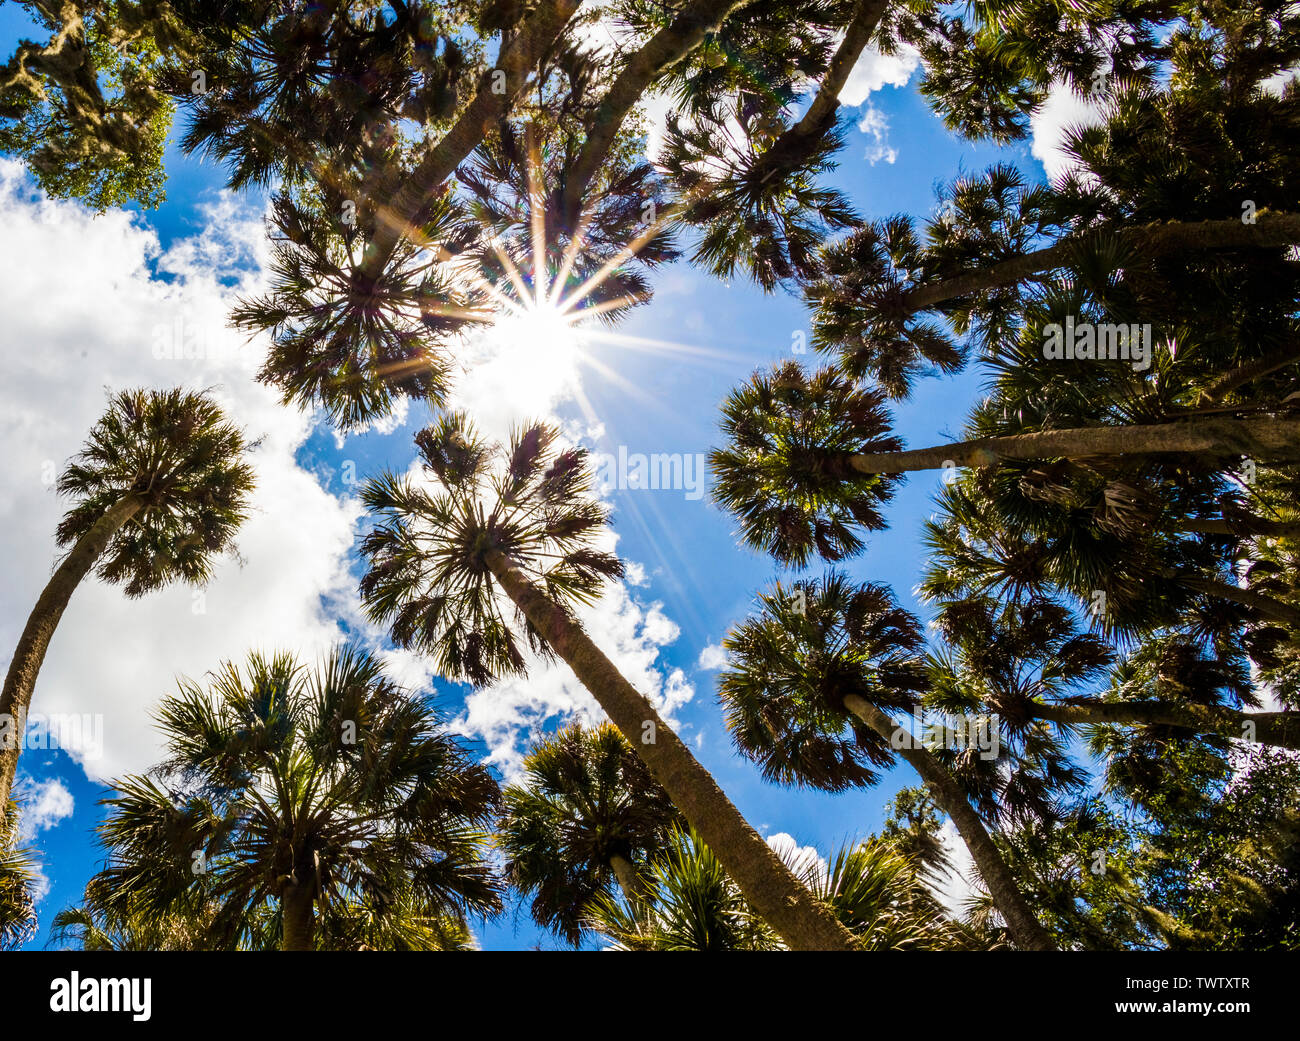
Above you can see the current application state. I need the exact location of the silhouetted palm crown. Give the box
[88,645,501,949]
[719,572,928,790]
[710,362,901,567]
[359,413,623,685]
[499,722,682,945]
[57,387,255,596]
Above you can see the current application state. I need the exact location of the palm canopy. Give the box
[52,880,474,952]
[499,722,683,945]
[586,826,986,951]
[85,645,502,950]
[920,471,1293,702]
[359,412,623,686]
[57,387,255,597]
[0,800,37,950]
[709,362,902,567]
[718,571,928,790]
[231,187,466,431]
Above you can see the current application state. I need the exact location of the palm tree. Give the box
[585,826,984,951]
[0,388,255,826]
[51,881,475,952]
[0,799,37,950]
[712,363,1300,538]
[499,722,683,945]
[718,572,1057,950]
[50,878,224,951]
[709,361,903,567]
[359,413,858,950]
[84,645,502,951]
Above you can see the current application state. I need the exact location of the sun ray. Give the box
[525,127,550,306]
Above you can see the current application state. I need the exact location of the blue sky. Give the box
[0,11,1082,949]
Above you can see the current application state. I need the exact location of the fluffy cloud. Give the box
[697,642,728,671]
[0,162,360,783]
[766,832,827,882]
[13,776,74,842]
[834,43,920,166]
[12,774,75,904]
[839,43,922,107]
[932,817,981,918]
[1029,81,1107,183]
[858,101,899,165]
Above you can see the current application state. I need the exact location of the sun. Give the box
[496,300,583,360]
[481,299,591,406]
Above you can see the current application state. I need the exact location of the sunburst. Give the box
[422,138,742,424]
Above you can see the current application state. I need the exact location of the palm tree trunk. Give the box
[1175,574,1300,627]
[358,0,582,281]
[898,212,1300,312]
[1200,344,1300,403]
[759,0,887,150]
[1029,700,1300,750]
[484,550,858,951]
[842,415,1300,475]
[280,878,315,952]
[609,853,643,903]
[841,695,1057,951]
[0,495,142,828]
[1181,516,1300,539]
[561,0,751,226]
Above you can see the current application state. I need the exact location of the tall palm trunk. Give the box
[485,550,858,951]
[842,415,1300,475]
[0,495,142,827]
[609,853,643,905]
[841,695,1057,951]
[1175,574,1300,627]
[1028,700,1300,750]
[561,0,753,225]
[898,212,1300,312]
[358,0,582,278]
[280,877,315,952]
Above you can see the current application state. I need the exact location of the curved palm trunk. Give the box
[280,878,315,952]
[561,0,751,225]
[485,550,858,951]
[842,415,1300,475]
[841,695,1056,951]
[1181,516,1300,539]
[609,853,643,904]
[1029,701,1300,750]
[1200,345,1300,403]
[358,0,583,280]
[0,495,141,827]
[898,212,1300,312]
[752,0,887,170]
[1175,574,1300,627]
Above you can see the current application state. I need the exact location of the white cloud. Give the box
[839,43,921,107]
[697,641,728,671]
[1260,66,1299,97]
[932,817,981,918]
[858,101,898,165]
[766,832,827,883]
[449,575,696,781]
[0,162,361,783]
[13,776,74,841]
[1029,81,1107,183]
